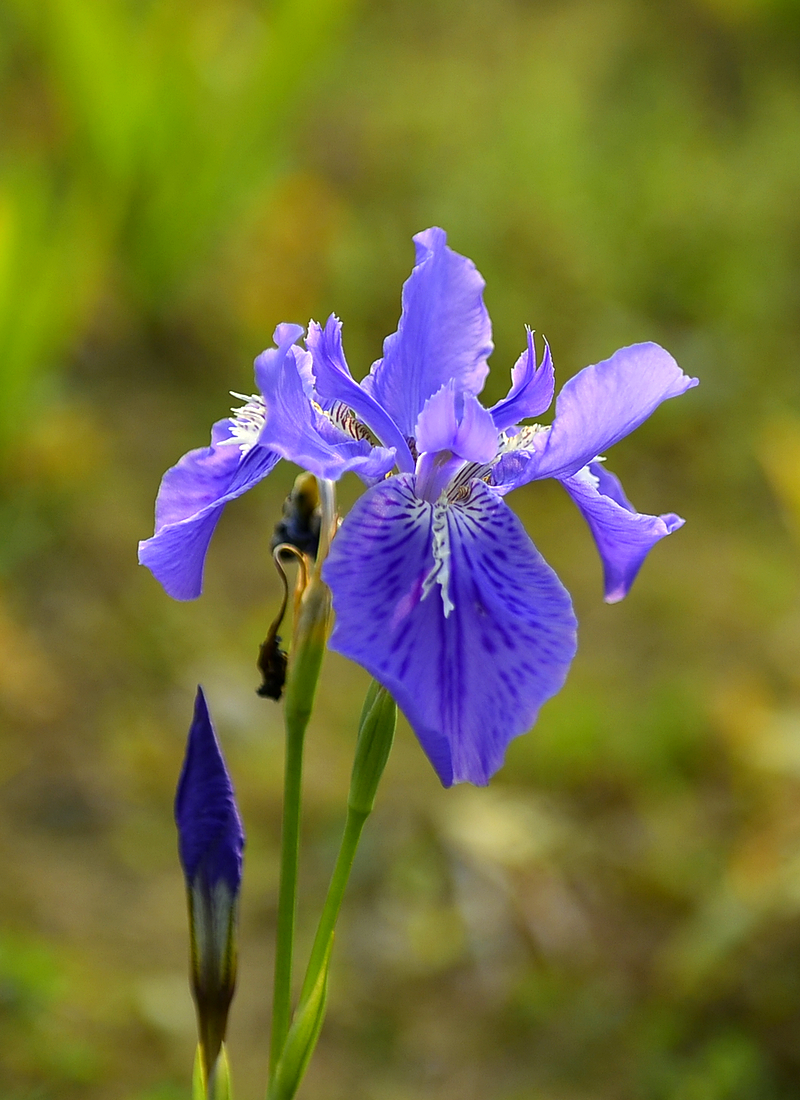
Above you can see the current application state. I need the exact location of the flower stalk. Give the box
[269,479,335,1077]
[297,681,396,1030]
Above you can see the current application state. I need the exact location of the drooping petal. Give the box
[323,476,577,786]
[138,420,280,600]
[255,330,396,484]
[490,330,555,431]
[175,687,245,895]
[524,343,699,482]
[306,316,414,472]
[561,461,685,603]
[362,228,493,439]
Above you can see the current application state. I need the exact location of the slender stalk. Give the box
[299,807,368,1004]
[266,478,345,1089]
[268,571,332,1075]
[299,685,397,1006]
[269,703,309,1073]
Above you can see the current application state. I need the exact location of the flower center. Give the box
[496,423,548,454]
[325,401,378,445]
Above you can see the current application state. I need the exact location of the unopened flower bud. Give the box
[176,688,245,1092]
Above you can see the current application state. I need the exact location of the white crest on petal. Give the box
[421,496,455,617]
[571,455,607,491]
[222,392,267,454]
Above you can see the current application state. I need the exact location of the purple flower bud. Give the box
[176,687,244,897]
[175,687,245,1082]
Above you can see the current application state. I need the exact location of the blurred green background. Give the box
[2,0,800,1096]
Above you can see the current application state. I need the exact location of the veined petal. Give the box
[562,461,685,603]
[363,228,493,439]
[323,477,577,786]
[138,420,280,600]
[306,316,414,471]
[255,329,396,484]
[490,330,555,431]
[527,343,698,482]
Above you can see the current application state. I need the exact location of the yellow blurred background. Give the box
[2,0,800,1096]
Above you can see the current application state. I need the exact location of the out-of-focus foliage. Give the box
[2,0,800,1097]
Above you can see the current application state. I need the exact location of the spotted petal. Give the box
[323,476,577,786]
[306,316,414,471]
[363,228,493,439]
[138,420,280,600]
[255,333,396,483]
[561,461,685,603]
[517,343,698,484]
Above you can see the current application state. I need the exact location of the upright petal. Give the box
[306,317,414,472]
[490,330,555,431]
[415,383,497,462]
[561,461,685,603]
[363,228,493,439]
[323,477,577,786]
[526,343,698,482]
[255,333,396,484]
[414,384,499,502]
[138,420,280,600]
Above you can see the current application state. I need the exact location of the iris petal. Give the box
[323,476,577,786]
[306,316,414,471]
[415,383,497,463]
[363,228,493,439]
[528,342,698,482]
[138,420,280,600]
[561,461,685,603]
[255,333,396,483]
[490,330,555,431]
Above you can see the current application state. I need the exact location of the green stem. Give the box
[267,476,337,1088]
[299,684,397,1005]
[299,807,368,1004]
[269,703,308,1074]
[269,572,331,1076]
[267,683,395,1100]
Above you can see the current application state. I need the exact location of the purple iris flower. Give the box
[141,229,697,787]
